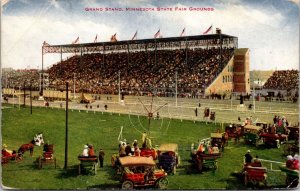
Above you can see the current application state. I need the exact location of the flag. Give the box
[111,33,117,42]
[94,34,98,43]
[42,41,50,46]
[131,31,138,40]
[180,27,185,37]
[202,25,212,35]
[72,36,79,44]
[154,29,160,38]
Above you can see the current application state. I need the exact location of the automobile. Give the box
[244,125,263,147]
[118,156,168,189]
[211,132,227,151]
[157,143,180,175]
[242,163,267,186]
[287,126,299,141]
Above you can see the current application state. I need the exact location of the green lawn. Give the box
[1,105,290,189]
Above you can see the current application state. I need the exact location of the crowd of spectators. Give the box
[263,70,299,91]
[47,47,234,96]
[1,69,40,90]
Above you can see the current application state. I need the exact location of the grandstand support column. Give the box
[64,82,69,170]
[18,86,21,110]
[253,81,256,113]
[175,70,178,107]
[30,81,32,114]
[73,73,76,100]
[23,81,26,107]
[118,70,121,103]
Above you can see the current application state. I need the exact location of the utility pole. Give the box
[64,82,69,170]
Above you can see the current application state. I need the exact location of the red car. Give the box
[119,156,168,189]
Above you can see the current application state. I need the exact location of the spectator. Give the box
[98,148,105,168]
[245,150,253,164]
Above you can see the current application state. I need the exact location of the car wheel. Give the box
[276,140,280,148]
[122,180,133,190]
[156,177,169,189]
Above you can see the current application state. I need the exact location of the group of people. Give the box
[194,142,220,155]
[46,47,234,96]
[263,70,299,91]
[119,139,141,157]
[244,150,262,167]
[286,154,299,170]
[81,144,105,168]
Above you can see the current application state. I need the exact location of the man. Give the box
[99,148,105,168]
[244,150,253,164]
[88,144,95,157]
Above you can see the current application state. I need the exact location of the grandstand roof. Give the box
[43,34,238,54]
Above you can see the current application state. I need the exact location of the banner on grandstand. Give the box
[202,25,212,35]
[72,37,79,44]
[154,29,160,38]
[94,34,97,43]
[131,31,138,40]
[180,27,186,37]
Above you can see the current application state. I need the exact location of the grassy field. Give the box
[1,104,293,189]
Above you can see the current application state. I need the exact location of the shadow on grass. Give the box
[87,183,120,190]
[55,165,81,178]
[225,171,288,190]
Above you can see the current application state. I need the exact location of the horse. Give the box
[18,140,35,157]
[33,133,44,146]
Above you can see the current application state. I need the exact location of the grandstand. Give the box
[15,29,251,98]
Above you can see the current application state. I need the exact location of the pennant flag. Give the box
[42,41,50,46]
[72,36,79,44]
[202,25,212,35]
[131,31,138,40]
[180,27,186,37]
[154,29,160,38]
[94,34,98,43]
[111,33,118,42]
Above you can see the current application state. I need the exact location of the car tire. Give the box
[155,177,169,189]
[122,180,133,190]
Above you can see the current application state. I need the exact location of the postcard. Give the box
[1,0,299,190]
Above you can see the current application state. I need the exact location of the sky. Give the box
[1,0,299,71]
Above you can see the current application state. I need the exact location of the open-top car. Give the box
[119,156,168,189]
[244,125,263,147]
[211,133,227,151]
[157,143,180,175]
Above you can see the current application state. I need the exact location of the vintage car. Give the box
[279,165,299,188]
[287,126,299,141]
[157,143,180,175]
[259,132,288,148]
[119,156,168,189]
[243,163,267,186]
[244,125,263,147]
[190,138,221,173]
[225,124,244,142]
[211,133,227,151]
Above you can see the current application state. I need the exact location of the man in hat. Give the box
[244,150,253,164]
